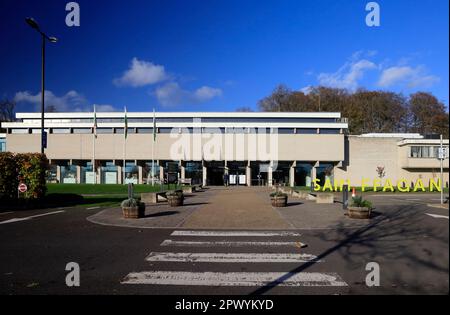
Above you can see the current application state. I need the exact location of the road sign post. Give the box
[18,183,28,198]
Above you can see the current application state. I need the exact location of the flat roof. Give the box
[358,133,423,139]
[15,111,343,119]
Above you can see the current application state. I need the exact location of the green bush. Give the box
[270,191,288,198]
[0,152,18,200]
[0,152,48,201]
[166,190,184,198]
[121,198,138,208]
[351,196,373,209]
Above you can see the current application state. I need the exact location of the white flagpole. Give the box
[92,104,97,184]
[123,106,127,185]
[152,108,156,186]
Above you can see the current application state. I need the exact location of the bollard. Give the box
[128,183,134,199]
[343,184,349,210]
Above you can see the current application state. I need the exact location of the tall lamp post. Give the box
[25,17,57,154]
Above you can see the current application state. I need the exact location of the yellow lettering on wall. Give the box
[373,179,381,192]
[397,179,410,192]
[413,179,425,192]
[383,179,395,192]
[430,178,441,192]
[322,179,334,192]
[313,179,321,192]
[361,178,370,192]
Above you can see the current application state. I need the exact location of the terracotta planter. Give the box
[348,206,371,219]
[271,195,288,207]
[167,195,184,207]
[122,204,145,219]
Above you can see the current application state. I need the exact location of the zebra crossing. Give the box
[121,230,348,288]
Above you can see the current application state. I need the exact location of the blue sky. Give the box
[0,0,448,113]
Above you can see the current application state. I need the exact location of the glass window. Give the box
[73,128,92,134]
[0,139,6,152]
[11,129,29,134]
[124,162,138,184]
[297,128,317,134]
[319,129,341,134]
[411,146,420,158]
[46,165,58,183]
[159,128,176,134]
[277,128,295,134]
[61,165,77,184]
[52,129,71,134]
[96,128,113,134]
[137,128,153,134]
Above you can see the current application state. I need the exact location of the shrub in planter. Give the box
[348,196,372,219]
[121,198,145,219]
[166,190,184,207]
[270,191,288,207]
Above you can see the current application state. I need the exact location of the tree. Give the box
[0,99,16,122]
[409,92,449,136]
[0,99,16,132]
[258,85,292,112]
[257,84,440,136]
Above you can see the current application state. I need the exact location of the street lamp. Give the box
[25,17,58,154]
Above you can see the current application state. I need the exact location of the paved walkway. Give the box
[181,187,291,229]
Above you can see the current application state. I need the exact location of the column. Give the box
[76,165,81,184]
[246,162,252,186]
[180,161,186,181]
[138,163,143,184]
[159,162,165,183]
[96,163,101,184]
[289,161,296,187]
[117,165,122,184]
[268,161,273,187]
[56,165,61,184]
[202,162,207,187]
[312,161,319,185]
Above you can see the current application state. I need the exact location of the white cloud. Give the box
[155,83,222,107]
[14,90,116,112]
[194,86,222,101]
[378,65,439,88]
[317,59,377,90]
[300,86,313,94]
[114,58,168,87]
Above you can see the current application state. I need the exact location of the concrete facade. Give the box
[1,112,448,188]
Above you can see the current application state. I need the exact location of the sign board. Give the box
[438,147,449,160]
[229,175,237,185]
[238,175,246,185]
[18,183,27,193]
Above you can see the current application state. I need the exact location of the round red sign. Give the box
[18,183,27,193]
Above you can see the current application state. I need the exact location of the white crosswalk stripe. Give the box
[122,230,348,288]
[160,239,307,248]
[171,230,302,237]
[122,271,347,287]
[146,252,321,263]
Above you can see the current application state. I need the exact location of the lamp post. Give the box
[25,17,57,154]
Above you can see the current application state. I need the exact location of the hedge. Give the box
[0,152,48,201]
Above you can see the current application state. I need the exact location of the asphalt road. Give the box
[0,194,448,295]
